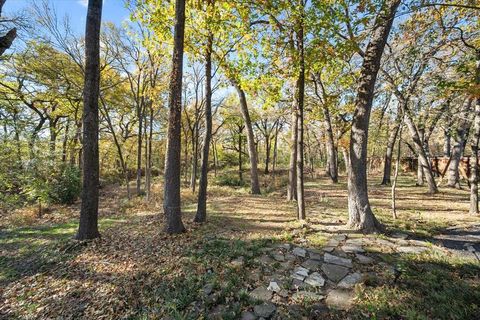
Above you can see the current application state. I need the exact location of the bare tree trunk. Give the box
[296,8,306,220]
[448,99,472,188]
[347,0,400,233]
[288,101,298,201]
[392,116,404,219]
[239,130,243,181]
[136,102,144,195]
[194,26,213,223]
[100,96,131,199]
[403,112,438,194]
[444,128,451,157]
[232,81,261,194]
[416,128,425,186]
[62,119,70,163]
[146,105,153,201]
[381,113,401,185]
[163,0,186,234]
[190,125,199,192]
[323,106,338,183]
[470,50,480,214]
[265,135,271,174]
[76,0,102,240]
[0,1,16,57]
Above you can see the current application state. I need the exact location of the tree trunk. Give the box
[194,27,213,223]
[239,130,243,181]
[190,124,199,192]
[403,111,438,194]
[0,0,16,57]
[323,105,338,183]
[76,0,102,240]
[391,116,404,219]
[232,81,261,194]
[146,105,154,201]
[136,102,143,195]
[265,135,271,174]
[443,128,451,157]
[288,100,298,201]
[470,50,480,214]
[62,119,70,163]
[381,113,401,185]
[416,128,425,186]
[296,9,306,220]
[163,0,186,234]
[347,0,400,233]
[448,99,472,188]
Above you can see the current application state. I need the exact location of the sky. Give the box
[4,0,131,34]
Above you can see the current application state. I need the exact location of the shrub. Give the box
[216,174,246,187]
[49,165,81,204]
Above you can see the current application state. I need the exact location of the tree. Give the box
[163,0,186,234]
[347,0,400,233]
[76,0,103,240]
[194,0,214,223]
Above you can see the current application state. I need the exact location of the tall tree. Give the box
[194,0,214,223]
[163,0,186,234]
[76,0,103,240]
[347,0,400,232]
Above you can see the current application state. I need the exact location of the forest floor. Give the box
[1,172,479,319]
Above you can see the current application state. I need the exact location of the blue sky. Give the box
[4,0,130,34]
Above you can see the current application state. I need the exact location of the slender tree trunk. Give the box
[76,0,102,240]
[100,96,131,199]
[470,50,480,214]
[239,131,243,181]
[146,105,154,201]
[190,125,199,192]
[163,0,186,234]
[347,0,400,233]
[448,99,472,188]
[62,119,70,163]
[194,26,213,223]
[444,128,451,157]
[391,117,404,219]
[403,111,438,194]
[323,105,338,183]
[265,135,271,174]
[381,113,401,185]
[288,100,298,201]
[416,128,425,186]
[212,139,218,177]
[136,102,143,195]
[232,81,261,194]
[296,9,306,220]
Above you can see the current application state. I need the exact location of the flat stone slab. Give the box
[333,234,347,241]
[356,254,374,264]
[249,287,273,301]
[293,266,310,277]
[254,302,276,318]
[273,253,285,262]
[256,255,274,265]
[324,253,353,268]
[321,263,350,282]
[267,281,281,292]
[326,239,340,247]
[301,259,322,270]
[276,243,292,250]
[391,232,408,239]
[305,272,325,287]
[291,291,325,302]
[241,311,256,320]
[291,278,308,290]
[293,247,307,257]
[323,246,335,252]
[342,244,365,253]
[337,272,363,289]
[326,289,354,310]
[309,252,322,261]
[397,246,428,254]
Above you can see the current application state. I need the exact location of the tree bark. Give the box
[391,116,404,219]
[194,25,213,223]
[381,113,401,185]
[347,0,400,233]
[323,105,338,183]
[296,8,306,220]
[0,0,16,57]
[288,99,298,201]
[163,0,186,234]
[146,104,154,201]
[232,81,261,194]
[470,50,480,214]
[76,0,102,240]
[403,111,438,194]
[448,99,472,188]
[416,128,425,186]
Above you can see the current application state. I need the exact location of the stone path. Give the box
[433,224,480,261]
[236,231,449,319]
